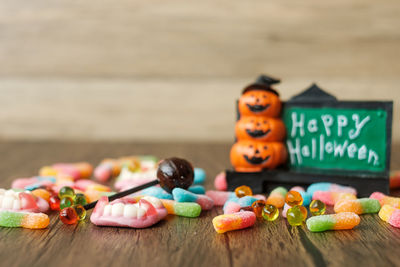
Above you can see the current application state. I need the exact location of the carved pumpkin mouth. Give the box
[245,129,271,138]
[243,155,270,165]
[246,103,270,112]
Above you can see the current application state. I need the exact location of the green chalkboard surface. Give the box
[282,107,387,172]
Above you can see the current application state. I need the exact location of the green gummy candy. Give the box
[306,215,336,232]
[0,211,25,227]
[359,198,381,214]
[272,187,288,197]
[174,203,201,218]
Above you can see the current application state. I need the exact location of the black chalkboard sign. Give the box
[226,84,393,196]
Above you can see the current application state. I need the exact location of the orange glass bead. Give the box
[59,207,78,224]
[251,200,266,217]
[235,185,253,198]
[285,190,303,206]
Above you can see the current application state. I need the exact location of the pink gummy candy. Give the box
[224,201,242,214]
[90,196,167,228]
[206,191,233,206]
[214,172,227,191]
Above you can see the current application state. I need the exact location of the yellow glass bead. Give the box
[251,200,266,217]
[235,185,253,198]
[285,190,303,206]
[309,200,326,216]
[287,205,307,226]
[262,204,279,221]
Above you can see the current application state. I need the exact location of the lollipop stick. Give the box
[83,180,159,210]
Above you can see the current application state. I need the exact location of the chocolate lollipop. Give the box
[83,157,194,210]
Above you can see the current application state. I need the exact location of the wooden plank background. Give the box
[0,0,399,142]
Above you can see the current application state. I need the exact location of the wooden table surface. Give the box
[0,141,399,267]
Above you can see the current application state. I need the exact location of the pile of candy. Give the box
[1,156,400,234]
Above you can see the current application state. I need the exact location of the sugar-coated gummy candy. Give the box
[193,168,206,185]
[306,212,360,232]
[58,186,75,199]
[266,187,287,208]
[262,204,279,221]
[214,172,227,191]
[206,190,235,206]
[60,196,74,210]
[161,199,201,218]
[172,188,214,210]
[73,205,86,221]
[287,205,307,226]
[212,211,256,233]
[251,200,266,217]
[378,205,400,228]
[307,182,357,196]
[334,198,381,214]
[188,185,206,195]
[0,211,49,229]
[312,191,356,206]
[309,200,326,216]
[31,189,51,202]
[370,192,400,208]
[141,187,173,200]
[49,195,61,210]
[74,193,87,206]
[60,207,78,224]
[235,185,253,198]
[285,190,303,206]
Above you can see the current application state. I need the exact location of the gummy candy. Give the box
[188,185,206,195]
[0,210,49,229]
[160,199,201,218]
[266,187,287,208]
[49,195,61,210]
[223,196,261,214]
[90,196,167,228]
[212,211,256,233]
[306,212,360,232]
[370,192,400,208]
[60,197,74,210]
[172,188,214,210]
[60,207,78,224]
[378,205,400,228]
[193,168,206,185]
[31,188,51,202]
[309,200,326,216]
[73,205,86,221]
[214,172,227,191]
[262,204,279,221]
[235,185,253,198]
[307,182,357,196]
[312,191,356,206]
[287,206,307,226]
[334,198,381,214]
[74,193,87,206]
[252,200,266,217]
[285,190,303,206]
[59,186,75,199]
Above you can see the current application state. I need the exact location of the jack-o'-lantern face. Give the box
[230,141,288,172]
[235,117,286,142]
[238,90,281,117]
[242,142,272,165]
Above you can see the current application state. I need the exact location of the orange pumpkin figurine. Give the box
[235,116,286,142]
[238,75,281,118]
[230,140,287,172]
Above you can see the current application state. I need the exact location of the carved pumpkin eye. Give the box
[256,122,260,126]
[263,120,267,124]
[249,145,253,148]
[263,94,267,98]
[264,145,268,149]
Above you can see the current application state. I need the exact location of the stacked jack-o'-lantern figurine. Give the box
[230,75,288,172]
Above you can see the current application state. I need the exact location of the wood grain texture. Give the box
[0,141,400,267]
[0,0,399,142]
